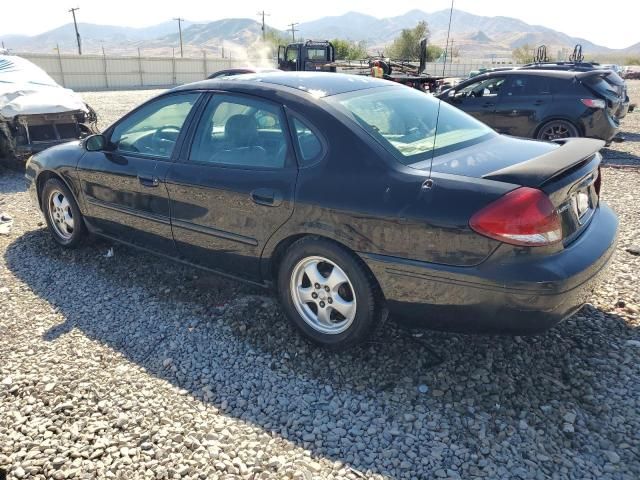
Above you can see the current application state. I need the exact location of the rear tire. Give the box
[277,237,383,350]
[41,178,86,248]
[536,120,580,141]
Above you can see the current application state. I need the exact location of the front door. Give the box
[77,92,200,253]
[165,93,298,281]
[493,75,552,137]
[450,76,506,128]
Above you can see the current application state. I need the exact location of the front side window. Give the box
[456,77,505,98]
[110,93,199,159]
[189,95,288,168]
[327,86,496,164]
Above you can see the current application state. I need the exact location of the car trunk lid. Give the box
[483,137,603,244]
[577,70,626,119]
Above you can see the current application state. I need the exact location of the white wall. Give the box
[17,52,273,91]
[18,52,519,91]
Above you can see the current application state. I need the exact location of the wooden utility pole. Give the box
[68,7,82,55]
[174,17,185,58]
[257,11,270,41]
[287,23,299,42]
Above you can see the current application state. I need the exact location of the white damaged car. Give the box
[0,54,98,161]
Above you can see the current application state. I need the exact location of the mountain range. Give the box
[1,9,638,60]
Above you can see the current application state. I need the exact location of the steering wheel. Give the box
[151,125,181,153]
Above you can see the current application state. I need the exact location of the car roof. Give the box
[173,72,395,98]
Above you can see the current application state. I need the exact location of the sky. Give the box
[1,0,638,49]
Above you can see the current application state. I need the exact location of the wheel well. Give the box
[269,233,310,281]
[535,118,582,138]
[268,233,385,301]
[36,171,65,210]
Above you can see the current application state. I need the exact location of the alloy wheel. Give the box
[47,189,75,240]
[540,123,573,140]
[289,256,357,335]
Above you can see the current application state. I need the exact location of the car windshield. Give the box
[327,87,496,165]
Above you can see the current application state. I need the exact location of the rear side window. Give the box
[504,76,551,96]
[292,117,322,165]
[189,95,288,169]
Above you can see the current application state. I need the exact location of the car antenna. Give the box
[426,0,455,189]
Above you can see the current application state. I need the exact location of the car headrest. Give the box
[225,114,258,147]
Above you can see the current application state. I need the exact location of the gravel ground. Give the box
[0,84,639,480]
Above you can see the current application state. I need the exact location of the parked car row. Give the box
[26,72,618,349]
[438,69,628,144]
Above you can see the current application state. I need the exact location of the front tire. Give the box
[278,237,383,350]
[41,178,86,248]
[536,120,580,141]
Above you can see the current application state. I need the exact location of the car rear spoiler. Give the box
[482,138,604,187]
[576,69,625,85]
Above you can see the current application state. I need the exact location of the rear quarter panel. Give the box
[261,102,512,276]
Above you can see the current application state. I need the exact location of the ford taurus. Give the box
[25,72,618,350]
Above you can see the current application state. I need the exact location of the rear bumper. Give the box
[362,203,618,334]
[581,110,620,142]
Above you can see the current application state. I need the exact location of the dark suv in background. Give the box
[519,61,631,116]
[439,69,625,143]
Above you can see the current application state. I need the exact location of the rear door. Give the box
[77,92,200,253]
[165,93,298,281]
[449,76,506,127]
[493,75,552,137]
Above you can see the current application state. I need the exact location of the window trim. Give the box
[104,91,203,162]
[180,91,296,171]
[285,110,328,168]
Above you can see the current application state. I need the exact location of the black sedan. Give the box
[438,69,624,143]
[25,72,617,350]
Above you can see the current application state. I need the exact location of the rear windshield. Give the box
[583,73,622,96]
[326,87,496,165]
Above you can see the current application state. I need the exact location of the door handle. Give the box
[250,188,283,207]
[482,102,495,108]
[138,175,160,187]
[534,100,545,105]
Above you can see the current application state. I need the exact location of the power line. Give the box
[287,22,299,42]
[68,7,81,55]
[173,17,185,58]
[257,11,270,41]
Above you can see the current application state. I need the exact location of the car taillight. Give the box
[581,98,606,109]
[470,187,562,246]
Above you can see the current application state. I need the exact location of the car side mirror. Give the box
[85,134,106,152]
[448,89,455,98]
